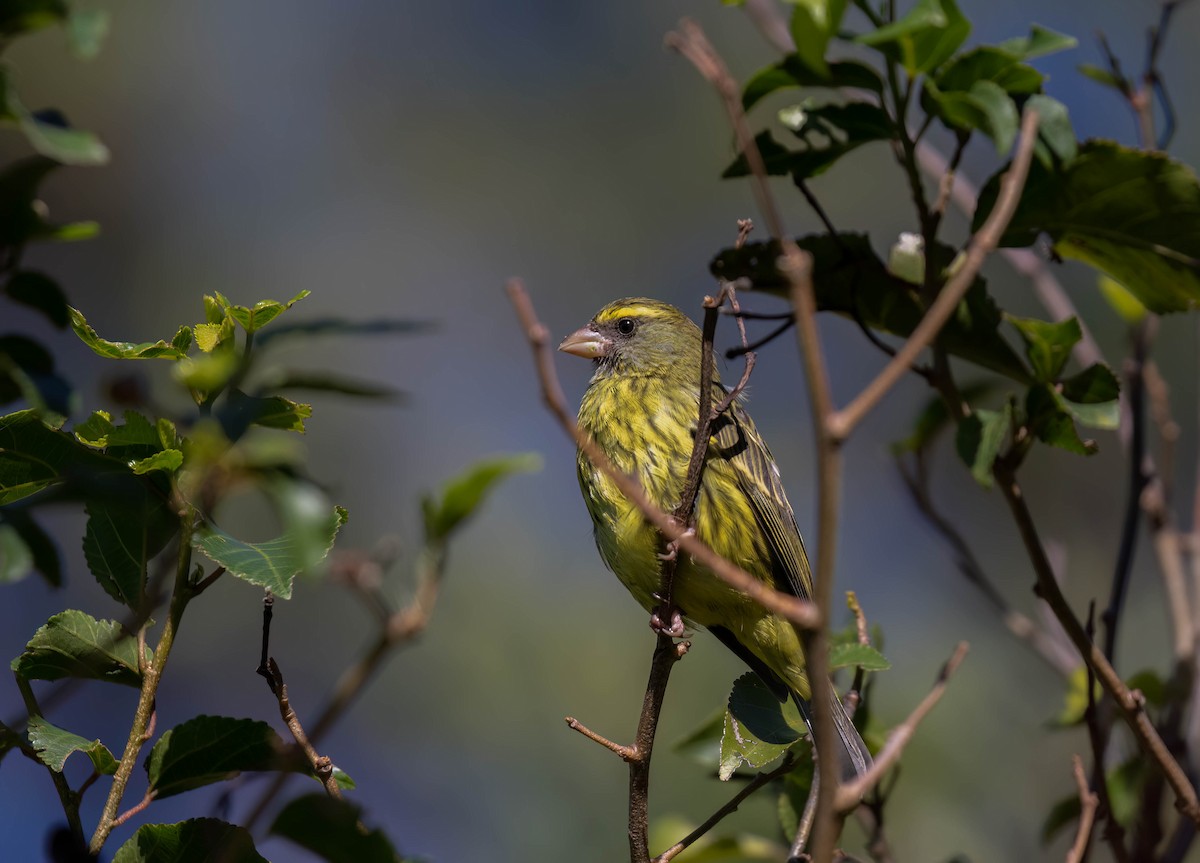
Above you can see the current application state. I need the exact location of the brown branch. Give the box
[262,658,342,801]
[1066,755,1100,863]
[565,716,636,760]
[111,791,154,829]
[505,279,819,631]
[827,109,1042,443]
[834,642,969,810]
[993,458,1200,825]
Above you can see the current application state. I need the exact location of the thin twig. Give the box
[827,109,1042,443]
[111,791,154,829]
[834,642,969,810]
[654,755,798,863]
[565,716,635,759]
[1067,755,1100,863]
[993,458,1200,826]
[262,658,342,801]
[14,674,84,845]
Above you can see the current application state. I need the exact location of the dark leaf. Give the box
[1026,384,1096,455]
[271,794,406,863]
[0,0,67,36]
[720,673,803,780]
[146,716,285,799]
[112,820,267,863]
[27,716,117,774]
[0,409,119,505]
[0,508,60,585]
[743,56,884,112]
[709,235,1032,382]
[974,141,1200,314]
[254,317,430,346]
[83,476,178,608]
[955,404,1011,486]
[11,609,149,687]
[255,370,404,401]
[422,454,540,544]
[4,270,68,328]
[673,710,726,770]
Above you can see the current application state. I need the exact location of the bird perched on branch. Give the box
[560,297,870,781]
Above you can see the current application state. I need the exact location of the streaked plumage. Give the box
[561,297,870,780]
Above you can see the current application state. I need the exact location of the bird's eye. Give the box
[616,318,636,336]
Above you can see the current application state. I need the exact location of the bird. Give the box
[559,296,871,781]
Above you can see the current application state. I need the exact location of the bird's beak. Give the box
[558,325,610,359]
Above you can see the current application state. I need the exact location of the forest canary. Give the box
[560,297,870,780]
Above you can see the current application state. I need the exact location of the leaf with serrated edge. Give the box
[27,716,117,774]
[112,819,268,863]
[11,609,149,687]
[829,642,892,671]
[193,506,348,599]
[146,716,286,799]
[69,308,188,360]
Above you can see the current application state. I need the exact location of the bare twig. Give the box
[834,642,969,810]
[654,754,798,863]
[993,458,1200,825]
[111,791,154,829]
[827,109,1042,443]
[262,658,342,801]
[565,716,636,759]
[1067,755,1100,863]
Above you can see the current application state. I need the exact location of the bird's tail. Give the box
[796,683,872,783]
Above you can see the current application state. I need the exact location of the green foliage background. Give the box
[2,1,1200,861]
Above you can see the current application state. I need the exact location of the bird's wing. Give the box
[710,396,814,601]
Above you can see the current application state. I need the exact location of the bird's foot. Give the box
[649,606,687,638]
[657,526,696,561]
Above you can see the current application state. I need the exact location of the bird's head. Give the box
[558,297,710,381]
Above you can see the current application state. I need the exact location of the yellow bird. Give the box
[560,297,870,780]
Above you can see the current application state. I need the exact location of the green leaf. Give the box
[955,404,1011,486]
[743,56,884,112]
[0,335,71,415]
[924,78,1018,155]
[193,505,348,599]
[271,794,406,863]
[4,270,68,328]
[726,101,895,182]
[0,156,97,247]
[935,47,1044,94]
[0,509,59,585]
[719,673,804,780]
[1041,793,1081,844]
[777,759,815,839]
[997,24,1078,60]
[146,716,285,799]
[26,716,117,774]
[112,820,267,863]
[975,141,1200,314]
[1061,363,1120,404]
[422,454,540,544]
[215,290,310,333]
[0,0,66,36]
[66,7,110,60]
[1042,757,1144,843]
[1077,63,1124,92]
[13,104,108,166]
[1126,669,1167,708]
[11,609,149,687]
[173,352,238,397]
[787,0,846,78]
[892,382,996,454]
[222,391,312,435]
[255,370,404,401]
[254,316,429,346]
[83,480,179,608]
[130,449,183,475]
[855,0,969,75]
[829,642,891,671]
[0,409,116,505]
[1097,275,1146,324]
[0,522,33,582]
[69,308,190,360]
[710,235,1032,383]
[1025,95,1077,167]
[1026,384,1095,455]
[1007,315,1081,381]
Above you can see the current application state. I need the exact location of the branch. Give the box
[827,108,1042,443]
[1066,755,1100,863]
[13,674,84,847]
[834,642,969,810]
[993,458,1200,825]
[90,512,197,854]
[261,658,342,801]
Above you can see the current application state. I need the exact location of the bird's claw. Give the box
[650,607,687,638]
[657,526,696,561]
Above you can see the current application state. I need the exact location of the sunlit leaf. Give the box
[112,820,267,863]
[829,642,891,671]
[1006,315,1081,382]
[719,673,804,780]
[4,270,68,328]
[69,308,190,360]
[422,454,540,544]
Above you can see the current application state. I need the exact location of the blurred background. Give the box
[2,1,1199,860]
